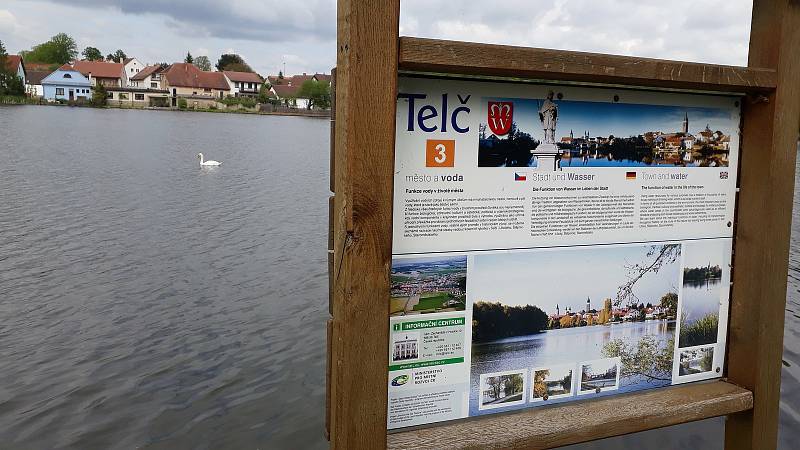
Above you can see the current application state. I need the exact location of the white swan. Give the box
[197,153,222,166]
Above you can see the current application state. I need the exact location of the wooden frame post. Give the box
[726,0,800,448]
[328,0,800,448]
[329,1,400,449]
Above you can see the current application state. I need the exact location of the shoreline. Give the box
[0,98,331,118]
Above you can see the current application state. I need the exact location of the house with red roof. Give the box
[25,70,49,97]
[161,63,230,108]
[63,60,125,87]
[129,65,166,89]
[122,58,145,86]
[222,70,263,98]
[4,54,26,85]
[266,72,331,109]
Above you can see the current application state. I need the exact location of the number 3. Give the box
[434,143,447,163]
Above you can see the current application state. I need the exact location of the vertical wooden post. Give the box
[726,0,800,448]
[329,1,399,449]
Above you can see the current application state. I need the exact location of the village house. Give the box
[25,70,49,97]
[65,60,126,87]
[267,72,331,109]
[41,66,92,102]
[223,70,263,98]
[123,58,145,85]
[129,65,165,89]
[106,85,170,107]
[106,64,170,107]
[161,63,230,108]
[4,54,26,85]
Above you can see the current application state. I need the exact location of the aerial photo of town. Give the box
[390,255,467,316]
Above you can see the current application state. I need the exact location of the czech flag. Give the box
[626,171,637,180]
[515,172,527,181]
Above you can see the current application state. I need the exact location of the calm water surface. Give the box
[0,105,798,449]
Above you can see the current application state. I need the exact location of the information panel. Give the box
[387,76,739,429]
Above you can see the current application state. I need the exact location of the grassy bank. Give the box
[679,313,719,347]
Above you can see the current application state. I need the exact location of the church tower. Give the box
[682,112,689,134]
[586,297,591,312]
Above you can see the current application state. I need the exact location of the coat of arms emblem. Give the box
[487,101,513,136]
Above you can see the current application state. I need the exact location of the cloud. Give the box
[399,0,752,66]
[3,0,754,77]
[27,0,337,42]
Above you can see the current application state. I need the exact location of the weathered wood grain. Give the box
[328,0,399,449]
[387,381,752,450]
[725,1,800,449]
[399,37,777,93]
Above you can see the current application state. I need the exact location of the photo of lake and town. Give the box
[468,243,682,416]
[478,98,735,168]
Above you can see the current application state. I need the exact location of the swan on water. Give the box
[197,153,221,166]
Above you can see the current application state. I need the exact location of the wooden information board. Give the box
[328,1,800,449]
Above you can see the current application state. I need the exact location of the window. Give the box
[63,73,72,79]
[107,92,113,99]
[235,82,240,88]
[151,82,158,88]
[135,93,145,101]
[204,88,211,93]
[56,88,64,95]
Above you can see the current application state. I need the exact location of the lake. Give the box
[0,105,798,449]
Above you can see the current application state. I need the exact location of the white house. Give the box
[25,70,49,97]
[123,58,145,86]
[222,71,263,98]
[129,65,165,89]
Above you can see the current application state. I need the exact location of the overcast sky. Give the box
[0,0,753,76]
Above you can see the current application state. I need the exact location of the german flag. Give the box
[626,171,637,180]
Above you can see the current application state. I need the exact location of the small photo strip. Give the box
[678,346,715,377]
[531,364,574,402]
[391,331,419,362]
[478,369,527,410]
[578,357,621,395]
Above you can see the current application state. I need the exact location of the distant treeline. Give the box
[472,301,548,342]
[683,265,722,282]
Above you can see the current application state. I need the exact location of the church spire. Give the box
[682,112,689,134]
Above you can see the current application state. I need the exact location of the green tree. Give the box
[257,83,271,103]
[82,46,103,61]
[194,55,212,71]
[616,244,681,307]
[659,292,678,318]
[603,335,674,382]
[184,51,193,64]
[92,83,107,106]
[106,49,126,62]
[178,97,187,110]
[296,79,331,110]
[0,40,25,97]
[21,33,78,64]
[216,54,252,72]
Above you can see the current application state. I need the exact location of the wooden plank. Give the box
[328,0,399,449]
[325,318,332,441]
[388,381,752,450]
[725,1,800,449]
[399,37,777,93]
[330,67,336,192]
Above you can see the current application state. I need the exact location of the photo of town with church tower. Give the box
[478,97,734,168]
